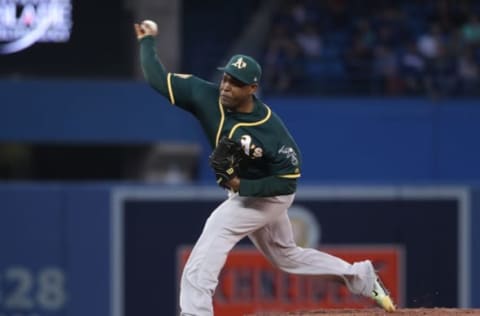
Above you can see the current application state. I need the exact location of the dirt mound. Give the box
[248,308,480,316]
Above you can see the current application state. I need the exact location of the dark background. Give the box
[0,0,134,79]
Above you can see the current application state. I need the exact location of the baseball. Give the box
[142,20,158,33]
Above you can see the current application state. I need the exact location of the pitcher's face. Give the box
[219,73,257,110]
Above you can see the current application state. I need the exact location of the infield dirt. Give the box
[247,308,480,316]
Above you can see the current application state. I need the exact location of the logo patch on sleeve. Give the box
[278,145,299,166]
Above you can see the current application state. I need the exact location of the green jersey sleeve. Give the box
[272,143,302,179]
[139,36,217,115]
[166,73,218,115]
[139,36,168,95]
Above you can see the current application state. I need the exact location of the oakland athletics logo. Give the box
[232,57,247,69]
[240,135,263,158]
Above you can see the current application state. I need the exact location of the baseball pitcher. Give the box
[134,20,395,316]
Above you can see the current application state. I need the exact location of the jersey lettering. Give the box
[240,134,263,159]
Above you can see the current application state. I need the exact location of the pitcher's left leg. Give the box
[248,211,375,296]
[248,211,395,311]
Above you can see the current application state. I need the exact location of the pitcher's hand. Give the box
[134,20,158,40]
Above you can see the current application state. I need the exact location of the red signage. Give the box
[178,245,403,316]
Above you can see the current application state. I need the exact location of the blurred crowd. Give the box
[262,0,480,97]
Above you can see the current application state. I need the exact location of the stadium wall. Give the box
[1,80,479,183]
[0,183,479,316]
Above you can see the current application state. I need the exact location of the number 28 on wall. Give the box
[0,266,66,313]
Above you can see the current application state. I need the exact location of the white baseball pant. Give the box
[179,193,375,316]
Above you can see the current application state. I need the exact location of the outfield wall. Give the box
[0,183,478,316]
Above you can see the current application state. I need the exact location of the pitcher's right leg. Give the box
[179,198,243,316]
[179,194,293,316]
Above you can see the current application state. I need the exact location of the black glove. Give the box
[208,136,245,188]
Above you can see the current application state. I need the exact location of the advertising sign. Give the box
[0,0,72,54]
[178,246,403,315]
[115,187,469,316]
[0,0,133,77]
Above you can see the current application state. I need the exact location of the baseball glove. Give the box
[209,136,245,188]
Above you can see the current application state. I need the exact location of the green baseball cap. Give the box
[217,54,262,85]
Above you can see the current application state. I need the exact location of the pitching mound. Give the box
[248,308,480,315]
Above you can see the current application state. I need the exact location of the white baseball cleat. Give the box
[371,276,396,312]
